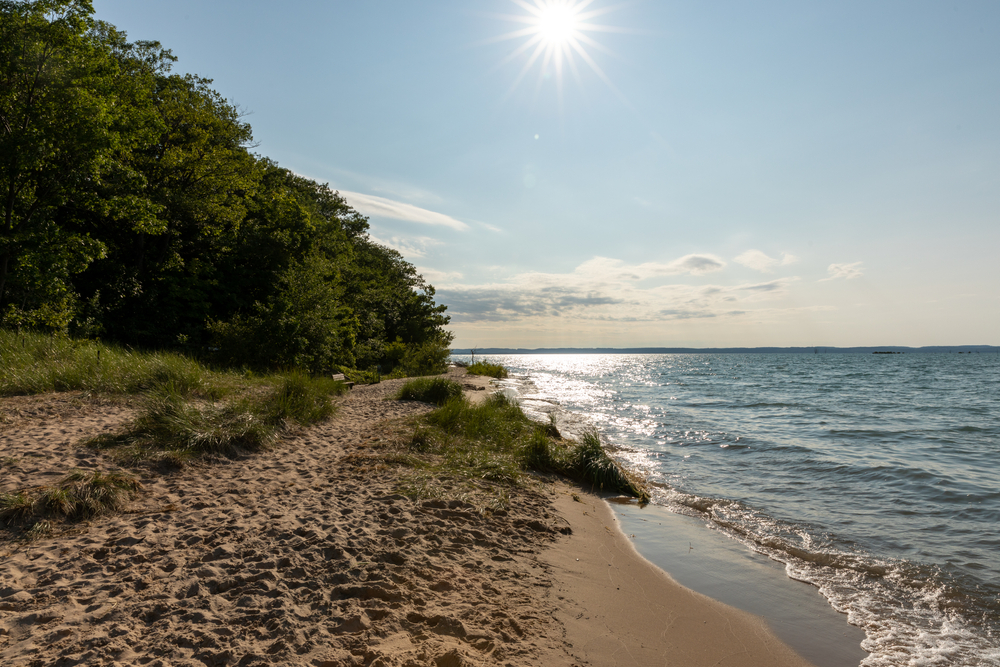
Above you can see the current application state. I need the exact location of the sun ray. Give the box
[494,33,544,70]
[490,0,633,106]
[503,39,551,102]
[566,35,631,108]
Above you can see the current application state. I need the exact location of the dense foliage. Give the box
[0,0,451,375]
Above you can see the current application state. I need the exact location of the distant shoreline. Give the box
[452,345,1000,354]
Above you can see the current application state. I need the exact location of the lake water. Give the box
[453,353,1000,667]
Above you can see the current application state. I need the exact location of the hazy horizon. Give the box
[94,0,1000,349]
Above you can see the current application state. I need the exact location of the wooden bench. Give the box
[331,373,355,389]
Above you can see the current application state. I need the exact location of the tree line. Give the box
[0,0,452,375]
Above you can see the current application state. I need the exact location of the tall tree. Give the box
[0,0,164,328]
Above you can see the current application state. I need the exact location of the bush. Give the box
[207,254,357,374]
[411,394,648,501]
[465,361,509,379]
[399,337,452,377]
[395,377,464,406]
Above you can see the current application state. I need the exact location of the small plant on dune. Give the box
[572,429,648,501]
[91,385,277,464]
[25,520,52,539]
[265,371,344,424]
[0,491,35,525]
[39,487,77,517]
[395,377,464,406]
[391,392,648,503]
[89,373,343,466]
[58,470,141,519]
[465,361,509,379]
[0,469,142,535]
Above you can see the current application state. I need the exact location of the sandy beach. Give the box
[1,369,818,667]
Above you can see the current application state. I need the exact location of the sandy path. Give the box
[2,372,578,667]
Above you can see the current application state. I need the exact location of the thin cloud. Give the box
[437,256,790,324]
[735,250,799,273]
[416,267,464,284]
[822,262,864,281]
[577,254,726,281]
[662,254,727,275]
[339,191,468,231]
[367,233,442,259]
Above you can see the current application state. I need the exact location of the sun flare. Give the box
[492,0,625,101]
[537,4,580,46]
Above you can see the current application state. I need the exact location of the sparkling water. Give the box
[455,353,1000,667]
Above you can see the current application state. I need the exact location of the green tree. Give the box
[0,0,165,329]
[208,253,356,373]
[74,71,259,345]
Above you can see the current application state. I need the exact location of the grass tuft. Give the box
[465,361,509,379]
[1,469,142,536]
[391,391,648,503]
[0,491,35,525]
[88,372,344,467]
[395,377,464,406]
[57,470,142,519]
[573,429,648,499]
[0,330,230,398]
[266,371,345,424]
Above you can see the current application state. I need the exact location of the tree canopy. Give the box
[0,0,452,375]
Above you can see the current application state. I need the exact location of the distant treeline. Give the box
[0,1,451,375]
[454,346,1000,355]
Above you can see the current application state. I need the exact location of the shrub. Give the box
[395,377,464,406]
[411,394,648,501]
[399,337,452,376]
[466,361,509,379]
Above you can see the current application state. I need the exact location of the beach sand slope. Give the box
[1,369,815,667]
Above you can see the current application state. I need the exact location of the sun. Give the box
[490,0,625,101]
[537,3,580,46]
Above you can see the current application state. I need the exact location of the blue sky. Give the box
[93,0,1000,348]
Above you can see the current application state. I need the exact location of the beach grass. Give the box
[88,371,346,467]
[390,386,649,505]
[0,330,235,398]
[0,331,347,467]
[1,469,142,536]
[465,361,509,379]
[394,377,465,405]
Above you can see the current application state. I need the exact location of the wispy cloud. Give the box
[734,249,799,273]
[822,261,864,281]
[574,254,726,281]
[435,255,795,324]
[416,267,464,284]
[339,191,468,231]
[367,233,443,259]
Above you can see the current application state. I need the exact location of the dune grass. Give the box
[88,371,346,467]
[394,377,465,406]
[389,388,648,506]
[0,330,231,397]
[465,361,509,379]
[1,469,142,538]
[0,331,347,467]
